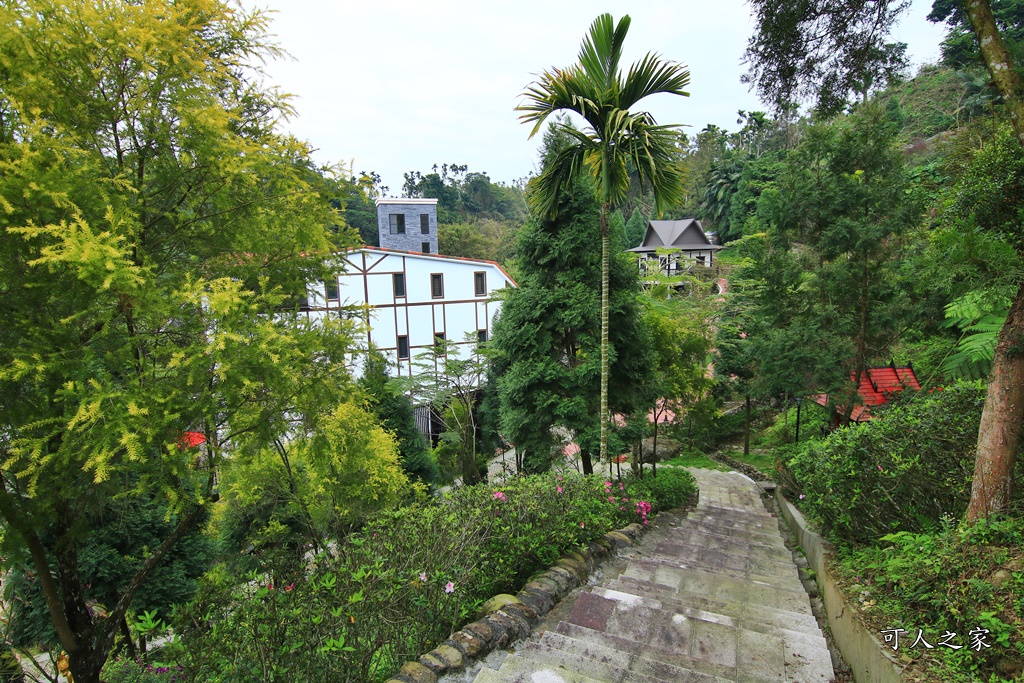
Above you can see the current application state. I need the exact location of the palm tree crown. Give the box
[517,13,690,217]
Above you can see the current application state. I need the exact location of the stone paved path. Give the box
[470,469,834,683]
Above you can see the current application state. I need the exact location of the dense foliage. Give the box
[835,518,1024,682]
[787,382,1020,543]
[491,172,654,473]
[171,471,696,683]
[0,3,393,678]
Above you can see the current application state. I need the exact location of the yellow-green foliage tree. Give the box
[221,403,415,569]
[0,1,378,680]
[300,403,416,531]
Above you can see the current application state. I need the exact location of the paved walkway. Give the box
[470,469,834,683]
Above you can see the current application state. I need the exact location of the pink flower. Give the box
[619,482,624,491]
[604,481,611,487]
[557,486,563,493]
[580,522,585,528]
[878,465,883,471]
[493,491,506,501]
[557,476,562,481]
[608,496,615,502]
[799,494,806,500]
[419,572,427,582]
[285,582,295,592]
[623,498,628,502]
[445,581,455,594]
[739,331,747,339]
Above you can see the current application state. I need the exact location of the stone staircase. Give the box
[468,469,834,683]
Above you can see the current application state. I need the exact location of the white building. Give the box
[303,198,516,378]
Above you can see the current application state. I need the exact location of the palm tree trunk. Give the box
[600,203,611,466]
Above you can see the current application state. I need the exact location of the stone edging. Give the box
[774,490,906,683]
[383,522,650,683]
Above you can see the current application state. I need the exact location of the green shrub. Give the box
[835,518,1024,682]
[787,381,1017,544]
[173,471,689,683]
[627,468,699,510]
[756,402,831,448]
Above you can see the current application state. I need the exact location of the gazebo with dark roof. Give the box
[628,218,722,275]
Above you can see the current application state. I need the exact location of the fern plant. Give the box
[941,288,1011,379]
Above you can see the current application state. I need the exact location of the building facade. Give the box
[305,248,514,377]
[375,197,439,254]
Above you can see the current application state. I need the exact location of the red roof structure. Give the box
[811,363,921,422]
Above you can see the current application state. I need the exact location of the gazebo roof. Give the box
[627,218,723,253]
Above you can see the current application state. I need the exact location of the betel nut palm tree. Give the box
[517,13,690,467]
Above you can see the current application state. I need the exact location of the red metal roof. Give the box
[810,364,921,422]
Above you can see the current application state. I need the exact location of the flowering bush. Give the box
[172,470,694,682]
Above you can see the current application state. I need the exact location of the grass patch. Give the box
[662,451,731,471]
[720,447,776,475]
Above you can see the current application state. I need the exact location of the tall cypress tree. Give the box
[491,157,653,473]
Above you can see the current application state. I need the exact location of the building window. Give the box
[696,254,707,267]
[434,332,446,354]
[430,273,444,298]
[421,242,431,254]
[325,278,339,301]
[389,214,405,234]
[474,271,486,296]
[393,273,406,297]
[397,335,409,360]
[420,214,430,234]
[477,329,488,344]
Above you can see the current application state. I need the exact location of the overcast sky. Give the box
[243,1,949,195]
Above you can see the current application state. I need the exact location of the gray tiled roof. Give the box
[627,218,722,252]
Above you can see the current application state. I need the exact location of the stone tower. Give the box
[375,197,438,254]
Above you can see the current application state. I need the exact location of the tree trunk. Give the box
[600,204,611,465]
[652,414,658,477]
[844,254,870,425]
[963,0,1024,518]
[965,0,1024,148]
[967,281,1024,519]
[581,450,593,475]
[120,616,137,661]
[744,395,751,457]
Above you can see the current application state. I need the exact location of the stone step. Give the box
[622,552,805,590]
[660,527,790,554]
[603,577,824,637]
[651,537,795,566]
[627,551,802,591]
[682,518,782,535]
[688,513,781,534]
[473,657,607,683]
[551,620,737,682]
